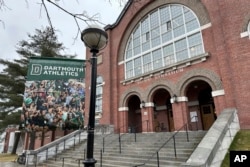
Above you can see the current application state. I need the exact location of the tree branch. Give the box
[41,0,55,34]
[41,0,107,44]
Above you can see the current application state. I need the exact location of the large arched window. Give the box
[125,4,205,79]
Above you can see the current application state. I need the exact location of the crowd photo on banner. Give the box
[20,79,85,132]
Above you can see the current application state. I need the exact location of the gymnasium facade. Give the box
[84,0,250,132]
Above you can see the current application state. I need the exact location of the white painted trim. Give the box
[201,23,212,30]
[118,61,124,65]
[170,96,188,103]
[145,102,154,107]
[212,89,225,97]
[118,107,128,111]
[240,31,248,38]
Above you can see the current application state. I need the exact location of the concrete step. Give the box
[39,131,206,167]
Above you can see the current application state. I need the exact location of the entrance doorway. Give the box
[152,89,174,132]
[186,81,216,130]
[127,95,142,133]
[199,87,216,130]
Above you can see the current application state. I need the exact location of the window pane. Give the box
[142,41,150,52]
[96,86,102,97]
[188,33,202,47]
[143,53,152,73]
[163,44,175,65]
[172,15,184,28]
[175,38,188,61]
[173,25,185,37]
[133,46,141,55]
[96,98,102,112]
[134,57,142,75]
[126,61,133,78]
[162,31,172,43]
[150,10,159,28]
[133,26,140,37]
[176,49,188,61]
[186,20,199,32]
[175,38,187,52]
[151,27,160,38]
[151,36,161,48]
[126,39,133,59]
[151,27,160,47]
[133,37,140,47]
[141,17,149,33]
[152,49,162,69]
[184,10,196,23]
[96,76,103,84]
[190,44,203,57]
[160,6,170,23]
[171,5,182,18]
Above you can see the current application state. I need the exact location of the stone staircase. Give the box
[40,131,206,167]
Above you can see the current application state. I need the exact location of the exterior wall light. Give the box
[173,94,178,103]
[141,100,146,108]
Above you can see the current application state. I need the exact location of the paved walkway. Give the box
[0,162,48,167]
[0,162,24,167]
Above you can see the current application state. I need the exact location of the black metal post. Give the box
[83,49,98,167]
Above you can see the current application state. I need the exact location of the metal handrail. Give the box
[102,120,149,153]
[133,123,190,167]
[25,129,86,166]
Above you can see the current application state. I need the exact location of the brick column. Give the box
[171,96,188,131]
[212,89,226,116]
[118,107,129,133]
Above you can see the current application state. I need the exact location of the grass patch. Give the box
[221,130,250,167]
[0,153,18,162]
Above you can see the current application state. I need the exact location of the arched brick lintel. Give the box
[177,68,223,96]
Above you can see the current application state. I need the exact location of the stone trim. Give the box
[177,68,223,96]
[212,89,225,97]
[118,107,129,112]
[170,96,188,103]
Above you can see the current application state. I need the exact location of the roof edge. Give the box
[104,0,133,30]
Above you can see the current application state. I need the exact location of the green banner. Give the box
[27,57,85,81]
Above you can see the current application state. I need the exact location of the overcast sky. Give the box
[0,0,124,71]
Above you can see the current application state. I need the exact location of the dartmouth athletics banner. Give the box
[21,57,86,132]
[27,57,85,81]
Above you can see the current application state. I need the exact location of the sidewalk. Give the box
[0,162,25,167]
[0,162,47,167]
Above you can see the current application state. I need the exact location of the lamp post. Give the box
[81,25,108,167]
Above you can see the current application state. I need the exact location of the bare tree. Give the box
[0,0,128,38]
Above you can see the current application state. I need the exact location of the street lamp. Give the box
[81,25,108,167]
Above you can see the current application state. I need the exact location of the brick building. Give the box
[84,0,250,132]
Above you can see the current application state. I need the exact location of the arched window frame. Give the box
[124,4,205,79]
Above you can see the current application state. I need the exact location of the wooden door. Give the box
[201,104,215,130]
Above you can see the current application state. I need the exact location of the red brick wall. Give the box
[84,0,250,129]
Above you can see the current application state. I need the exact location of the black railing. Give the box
[102,120,149,154]
[24,129,86,166]
[132,124,190,167]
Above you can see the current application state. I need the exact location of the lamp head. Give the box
[81,25,108,52]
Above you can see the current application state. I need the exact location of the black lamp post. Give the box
[81,25,108,167]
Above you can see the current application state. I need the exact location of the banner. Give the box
[27,57,85,81]
[20,57,86,132]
